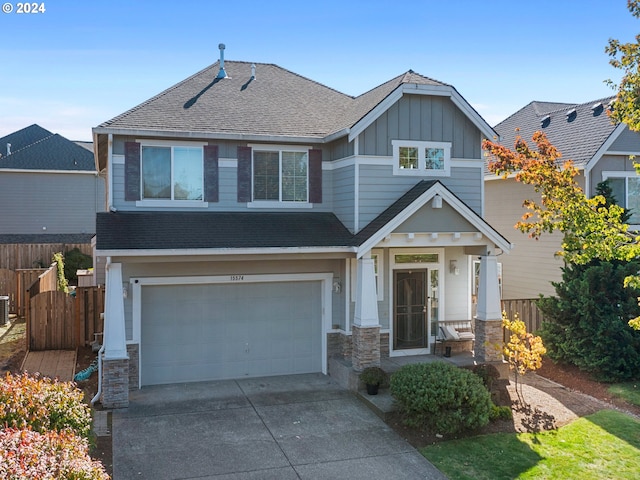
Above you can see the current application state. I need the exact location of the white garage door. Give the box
[141,281,322,385]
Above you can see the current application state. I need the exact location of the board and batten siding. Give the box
[357,164,482,231]
[357,95,482,159]
[0,171,105,235]
[484,178,562,299]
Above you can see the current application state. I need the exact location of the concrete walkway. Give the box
[112,373,446,480]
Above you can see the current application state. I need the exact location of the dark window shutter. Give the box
[309,149,322,204]
[237,146,252,203]
[203,145,219,202]
[124,142,141,201]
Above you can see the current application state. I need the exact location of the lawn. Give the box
[421,410,640,480]
[609,382,640,407]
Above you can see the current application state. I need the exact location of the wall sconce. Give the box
[432,194,442,209]
[332,280,342,294]
[449,260,460,276]
[122,282,130,299]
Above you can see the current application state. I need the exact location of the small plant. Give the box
[489,404,513,421]
[0,428,110,480]
[359,366,387,386]
[502,313,546,405]
[390,362,492,435]
[472,363,501,391]
[0,372,92,439]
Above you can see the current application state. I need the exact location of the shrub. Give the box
[489,404,513,421]
[64,247,93,284]
[359,366,387,386]
[0,428,109,480]
[390,362,492,434]
[0,372,92,439]
[538,260,640,381]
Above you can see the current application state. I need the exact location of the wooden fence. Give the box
[0,242,92,272]
[501,298,546,337]
[28,286,105,351]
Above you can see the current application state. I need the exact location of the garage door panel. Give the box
[141,280,323,386]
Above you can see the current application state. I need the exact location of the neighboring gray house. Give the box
[0,125,105,270]
[93,48,510,407]
[485,98,640,299]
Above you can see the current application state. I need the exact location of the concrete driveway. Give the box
[112,373,446,479]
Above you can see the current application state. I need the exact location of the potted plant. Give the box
[360,366,387,395]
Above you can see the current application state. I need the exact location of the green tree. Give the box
[606,0,640,131]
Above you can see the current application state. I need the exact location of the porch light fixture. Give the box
[432,194,442,209]
[449,260,460,275]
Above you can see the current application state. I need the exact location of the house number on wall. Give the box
[230,275,244,281]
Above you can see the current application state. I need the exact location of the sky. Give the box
[0,0,638,141]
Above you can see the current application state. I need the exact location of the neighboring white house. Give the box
[92,48,510,407]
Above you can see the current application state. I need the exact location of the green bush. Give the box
[538,260,640,381]
[359,366,387,386]
[390,362,492,434]
[489,404,513,421]
[0,428,109,480]
[0,372,92,439]
[64,247,93,284]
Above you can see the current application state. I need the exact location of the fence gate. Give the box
[29,291,76,350]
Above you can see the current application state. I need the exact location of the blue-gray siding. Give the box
[358,95,482,159]
[0,171,105,235]
[609,127,640,153]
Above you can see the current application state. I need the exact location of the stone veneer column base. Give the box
[351,325,380,371]
[101,357,129,409]
[474,319,504,363]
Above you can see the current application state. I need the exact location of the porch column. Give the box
[475,255,503,362]
[101,261,129,408]
[352,254,380,371]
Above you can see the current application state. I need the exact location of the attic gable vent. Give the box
[566,108,577,122]
[541,115,551,128]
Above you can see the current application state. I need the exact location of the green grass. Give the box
[609,382,640,407]
[421,410,640,480]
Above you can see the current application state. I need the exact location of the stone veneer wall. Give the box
[351,325,380,371]
[127,344,139,390]
[474,319,503,362]
[101,357,129,409]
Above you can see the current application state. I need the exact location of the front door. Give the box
[393,270,428,350]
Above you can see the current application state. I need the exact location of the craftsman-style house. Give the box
[93,46,510,407]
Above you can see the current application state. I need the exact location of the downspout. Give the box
[90,256,110,405]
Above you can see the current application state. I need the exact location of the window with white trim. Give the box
[605,175,640,224]
[253,149,308,202]
[141,146,203,200]
[392,140,451,176]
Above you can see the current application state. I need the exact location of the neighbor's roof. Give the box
[494,98,619,168]
[0,125,95,171]
[97,61,450,138]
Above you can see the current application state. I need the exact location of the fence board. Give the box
[16,269,46,317]
[0,243,92,271]
[28,286,104,351]
[0,268,17,314]
[501,298,546,342]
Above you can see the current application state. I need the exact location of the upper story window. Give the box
[142,146,203,200]
[605,174,640,224]
[392,140,451,176]
[252,148,309,203]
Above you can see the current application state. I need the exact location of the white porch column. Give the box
[103,262,128,359]
[475,255,503,362]
[352,254,381,371]
[101,261,129,408]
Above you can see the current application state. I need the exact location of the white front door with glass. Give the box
[390,251,442,355]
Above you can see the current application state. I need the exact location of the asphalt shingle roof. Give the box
[0,234,94,244]
[0,126,95,171]
[494,97,618,168]
[96,211,355,250]
[98,61,449,138]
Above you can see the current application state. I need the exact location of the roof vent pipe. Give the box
[251,63,256,80]
[216,43,228,79]
[6,143,10,155]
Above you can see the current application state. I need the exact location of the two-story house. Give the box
[93,46,510,407]
[485,98,640,300]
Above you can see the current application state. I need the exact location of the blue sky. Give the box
[0,0,637,141]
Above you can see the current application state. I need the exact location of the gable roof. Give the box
[95,61,471,141]
[0,125,95,171]
[493,97,619,169]
[0,124,52,156]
